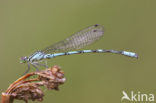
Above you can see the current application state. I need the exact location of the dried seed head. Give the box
[11,83,44,102]
[2,66,66,103]
[36,65,66,90]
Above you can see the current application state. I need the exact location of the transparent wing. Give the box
[41,24,104,53]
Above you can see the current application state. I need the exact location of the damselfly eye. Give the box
[20,56,27,63]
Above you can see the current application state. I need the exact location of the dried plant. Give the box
[1,66,66,103]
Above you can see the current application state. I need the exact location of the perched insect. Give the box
[20,24,138,74]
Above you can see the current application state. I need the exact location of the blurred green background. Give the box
[0,0,155,103]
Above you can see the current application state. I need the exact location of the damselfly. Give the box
[20,24,138,74]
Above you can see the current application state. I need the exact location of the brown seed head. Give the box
[1,66,66,103]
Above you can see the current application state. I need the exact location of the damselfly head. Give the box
[20,56,28,63]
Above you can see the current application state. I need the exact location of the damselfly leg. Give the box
[22,63,31,75]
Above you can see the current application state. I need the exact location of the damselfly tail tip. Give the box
[130,53,138,59]
[122,51,138,59]
[134,53,138,59]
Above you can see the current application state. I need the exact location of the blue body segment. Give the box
[83,50,93,52]
[121,51,138,58]
[28,52,45,62]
